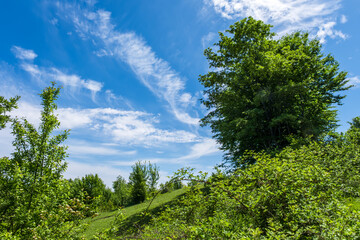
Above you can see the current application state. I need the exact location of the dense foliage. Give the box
[199,17,350,166]
[137,127,360,239]
[68,173,114,214]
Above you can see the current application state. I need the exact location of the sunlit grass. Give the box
[83,188,187,239]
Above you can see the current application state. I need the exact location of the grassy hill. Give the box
[84,188,187,239]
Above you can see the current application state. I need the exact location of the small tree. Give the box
[129,161,148,204]
[113,175,130,207]
[199,17,350,167]
[148,163,160,193]
[0,83,84,239]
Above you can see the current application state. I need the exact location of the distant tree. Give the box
[199,17,350,167]
[113,175,130,207]
[102,187,115,210]
[80,174,106,201]
[148,163,160,193]
[68,174,113,213]
[128,161,160,204]
[129,161,149,204]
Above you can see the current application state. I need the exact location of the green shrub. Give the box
[140,135,360,239]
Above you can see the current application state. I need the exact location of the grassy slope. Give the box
[84,188,187,239]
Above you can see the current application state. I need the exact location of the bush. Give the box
[140,134,360,239]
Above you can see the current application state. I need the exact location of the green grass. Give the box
[83,188,187,239]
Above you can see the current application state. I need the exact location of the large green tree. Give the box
[199,17,350,167]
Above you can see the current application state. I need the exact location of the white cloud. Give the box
[142,138,221,164]
[0,127,14,157]
[50,68,103,100]
[11,46,104,101]
[317,21,347,43]
[11,46,37,61]
[340,14,347,24]
[11,102,42,126]
[20,62,103,101]
[68,143,137,156]
[347,76,360,88]
[9,101,199,146]
[205,0,347,42]
[105,89,133,109]
[63,160,129,188]
[0,62,28,99]
[176,138,220,161]
[56,4,200,125]
[49,18,59,25]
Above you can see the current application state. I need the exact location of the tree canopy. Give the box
[199,17,350,167]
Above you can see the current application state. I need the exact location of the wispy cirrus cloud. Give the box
[177,138,220,161]
[205,0,347,43]
[347,76,360,88]
[67,141,137,156]
[12,46,104,101]
[140,138,220,165]
[56,3,200,125]
[10,101,199,146]
[11,46,38,61]
[57,107,199,145]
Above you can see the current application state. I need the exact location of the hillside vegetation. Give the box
[84,188,187,239]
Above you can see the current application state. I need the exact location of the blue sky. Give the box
[1,0,359,187]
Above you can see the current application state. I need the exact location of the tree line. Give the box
[68,160,182,215]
